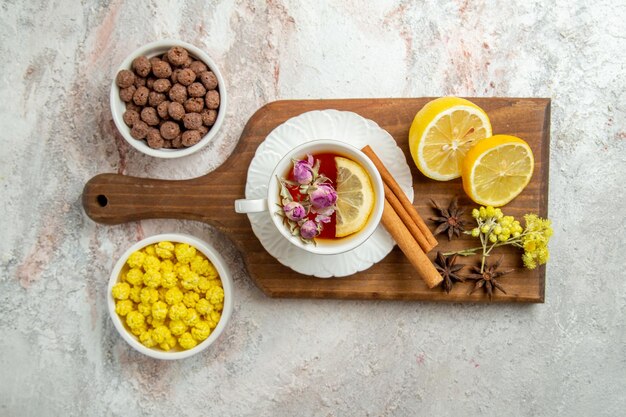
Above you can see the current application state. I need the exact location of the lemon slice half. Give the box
[335,157,375,238]
[462,134,534,207]
[409,96,492,181]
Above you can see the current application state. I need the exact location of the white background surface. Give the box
[1,1,624,416]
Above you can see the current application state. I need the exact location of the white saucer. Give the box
[244,109,414,278]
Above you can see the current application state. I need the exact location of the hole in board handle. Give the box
[97,195,108,207]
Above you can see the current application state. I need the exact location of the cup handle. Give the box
[235,198,269,213]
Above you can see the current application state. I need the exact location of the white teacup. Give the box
[235,140,384,255]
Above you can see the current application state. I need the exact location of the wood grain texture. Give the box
[82,98,550,302]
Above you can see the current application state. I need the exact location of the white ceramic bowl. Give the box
[107,233,233,360]
[110,40,227,158]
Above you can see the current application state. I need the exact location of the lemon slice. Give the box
[335,156,375,238]
[409,96,492,180]
[462,134,534,206]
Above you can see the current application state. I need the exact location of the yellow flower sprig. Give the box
[445,206,553,272]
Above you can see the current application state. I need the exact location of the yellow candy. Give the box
[143,255,161,272]
[165,287,183,305]
[192,321,212,342]
[197,277,210,292]
[152,325,171,344]
[180,272,200,291]
[204,262,218,280]
[169,320,187,336]
[210,310,221,324]
[183,308,199,327]
[115,300,134,316]
[178,332,198,350]
[190,255,210,275]
[195,298,212,316]
[160,259,174,272]
[155,241,175,259]
[125,268,144,286]
[127,251,146,269]
[169,303,188,321]
[137,302,152,317]
[140,287,159,305]
[176,263,191,279]
[139,330,157,348]
[144,245,156,256]
[129,285,142,303]
[131,324,146,336]
[206,286,224,305]
[126,311,145,329]
[151,301,168,321]
[111,282,131,300]
[183,292,200,308]
[175,243,196,264]
[161,271,177,288]
[160,336,177,351]
[143,269,162,288]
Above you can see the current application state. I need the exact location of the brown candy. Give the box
[149,57,162,68]
[134,76,146,87]
[184,98,204,113]
[133,86,150,106]
[153,79,171,93]
[181,56,193,68]
[201,109,217,126]
[132,56,151,77]
[168,102,185,120]
[141,107,160,126]
[152,60,172,78]
[189,60,208,75]
[123,109,140,127]
[119,85,136,102]
[146,128,165,149]
[116,70,135,88]
[172,134,184,148]
[160,121,180,140]
[177,68,196,86]
[182,130,202,147]
[167,46,189,66]
[130,120,150,140]
[183,112,203,130]
[199,71,218,90]
[126,102,141,113]
[204,90,220,109]
[168,83,187,103]
[171,69,181,84]
[157,101,170,119]
[197,125,208,136]
[148,91,166,107]
[187,82,206,98]
[146,77,156,89]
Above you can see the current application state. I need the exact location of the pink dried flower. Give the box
[293,155,314,184]
[300,220,320,239]
[283,201,307,221]
[309,183,338,210]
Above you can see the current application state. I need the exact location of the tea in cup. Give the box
[235,140,384,255]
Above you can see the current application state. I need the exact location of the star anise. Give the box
[430,197,465,240]
[466,256,513,300]
[434,252,465,293]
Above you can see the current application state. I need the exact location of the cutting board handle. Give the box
[82,172,236,226]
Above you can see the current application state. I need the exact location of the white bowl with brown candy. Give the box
[111,40,226,158]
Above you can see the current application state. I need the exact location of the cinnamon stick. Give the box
[361,145,438,252]
[381,199,443,288]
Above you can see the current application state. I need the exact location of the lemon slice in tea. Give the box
[335,157,375,238]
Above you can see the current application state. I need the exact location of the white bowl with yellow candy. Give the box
[108,233,233,360]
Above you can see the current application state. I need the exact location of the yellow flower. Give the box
[178,332,198,350]
[111,282,131,300]
[151,301,168,321]
[127,251,146,269]
[115,300,134,316]
[175,243,196,264]
[125,268,144,286]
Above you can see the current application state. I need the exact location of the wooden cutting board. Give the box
[83,98,550,302]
